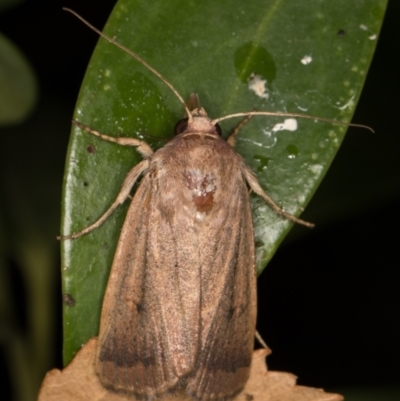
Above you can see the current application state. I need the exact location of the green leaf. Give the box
[0,32,38,125]
[0,0,24,13]
[60,0,387,364]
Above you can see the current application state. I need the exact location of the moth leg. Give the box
[72,120,154,158]
[255,330,269,349]
[242,165,315,228]
[226,114,253,148]
[58,159,150,240]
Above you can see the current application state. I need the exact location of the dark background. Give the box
[0,0,399,399]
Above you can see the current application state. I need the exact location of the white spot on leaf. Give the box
[309,164,323,176]
[247,73,269,99]
[272,118,298,132]
[301,55,312,65]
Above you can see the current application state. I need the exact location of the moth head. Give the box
[174,112,222,137]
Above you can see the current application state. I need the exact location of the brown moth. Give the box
[62,8,372,401]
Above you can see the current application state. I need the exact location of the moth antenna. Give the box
[212,111,374,133]
[63,7,193,122]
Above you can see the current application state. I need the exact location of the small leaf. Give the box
[0,33,38,125]
[0,0,24,13]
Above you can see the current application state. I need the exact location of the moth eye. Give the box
[174,118,189,135]
[215,124,222,136]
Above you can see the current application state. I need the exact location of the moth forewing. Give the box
[91,109,257,400]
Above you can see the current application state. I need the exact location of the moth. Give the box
[62,8,371,401]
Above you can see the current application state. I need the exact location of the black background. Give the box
[0,0,399,399]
